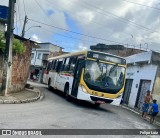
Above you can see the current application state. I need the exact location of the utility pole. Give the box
[1,0,16,96]
[21,15,28,37]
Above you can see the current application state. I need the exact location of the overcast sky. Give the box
[1,0,160,52]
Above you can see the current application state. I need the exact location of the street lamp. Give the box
[25,25,41,34]
[144,43,148,51]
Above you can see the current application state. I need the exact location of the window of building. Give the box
[43,54,49,60]
[37,53,41,59]
[31,53,34,60]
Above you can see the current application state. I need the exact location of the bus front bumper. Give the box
[77,86,122,106]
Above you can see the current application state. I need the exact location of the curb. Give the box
[0,88,44,104]
[121,105,160,127]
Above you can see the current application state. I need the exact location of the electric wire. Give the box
[79,0,158,33]
[121,0,160,11]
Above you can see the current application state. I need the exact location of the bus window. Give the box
[51,60,55,70]
[47,62,52,71]
[52,60,58,70]
[60,58,65,71]
[56,61,63,72]
[54,60,59,71]
[69,57,77,73]
[63,58,70,71]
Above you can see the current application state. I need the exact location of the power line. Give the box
[35,0,151,46]
[28,18,141,47]
[45,0,134,39]
[34,0,74,39]
[45,0,152,47]
[79,0,158,33]
[121,0,160,11]
[35,0,47,14]
[41,27,99,44]
[39,25,152,51]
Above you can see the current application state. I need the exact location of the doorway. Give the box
[135,80,151,110]
[122,79,133,105]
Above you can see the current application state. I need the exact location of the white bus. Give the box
[43,50,126,106]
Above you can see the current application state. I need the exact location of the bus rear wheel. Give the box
[64,86,70,101]
[48,79,52,91]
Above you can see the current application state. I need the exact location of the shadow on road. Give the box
[47,87,114,114]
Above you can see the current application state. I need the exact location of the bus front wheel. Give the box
[94,103,100,107]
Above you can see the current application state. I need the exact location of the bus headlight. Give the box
[81,85,88,93]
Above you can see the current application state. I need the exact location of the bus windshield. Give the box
[84,60,125,94]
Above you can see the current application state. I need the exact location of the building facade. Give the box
[123,51,160,114]
[30,42,63,82]
[90,43,145,57]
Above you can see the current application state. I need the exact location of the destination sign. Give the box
[87,51,126,65]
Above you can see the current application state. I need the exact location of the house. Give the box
[90,43,145,57]
[30,42,64,82]
[123,51,160,112]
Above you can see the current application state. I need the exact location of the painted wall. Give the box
[31,43,63,66]
[126,64,157,108]
[31,50,49,66]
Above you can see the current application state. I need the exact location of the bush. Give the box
[0,32,5,53]
[0,32,26,54]
[13,39,26,54]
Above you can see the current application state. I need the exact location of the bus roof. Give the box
[48,50,125,61]
[48,51,88,61]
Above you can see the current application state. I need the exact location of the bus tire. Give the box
[64,85,70,101]
[48,79,52,91]
[94,103,100,107]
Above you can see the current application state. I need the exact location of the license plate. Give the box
[96,101,105,104]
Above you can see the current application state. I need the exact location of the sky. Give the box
[0,0,160,52]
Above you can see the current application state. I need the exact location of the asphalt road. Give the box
[0,82,159,137]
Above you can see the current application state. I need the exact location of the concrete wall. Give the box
[152,66,160,106]
[0,55,3,83]
[91,48,144,57]
[38,43,62,52]
[126,64,157,108]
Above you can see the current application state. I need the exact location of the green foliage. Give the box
[13,39,26,54]
[0,32,5,53]
[0,31,26,54]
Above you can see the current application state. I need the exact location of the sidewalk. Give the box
[121,104,160,127]
[0,88,43,104]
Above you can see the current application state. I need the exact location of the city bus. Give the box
[43,50,126,106]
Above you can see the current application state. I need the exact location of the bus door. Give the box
[55,59,64,91]
[71,56,85,97]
